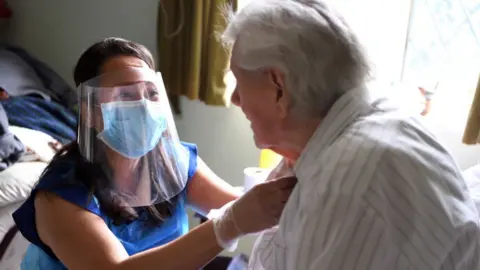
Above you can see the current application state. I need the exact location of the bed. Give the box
[0,45,77,270]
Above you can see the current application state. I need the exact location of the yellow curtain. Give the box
[462,72,480,144]
[157,0,237,114]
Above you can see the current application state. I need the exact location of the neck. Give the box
[271,117,321,162]
[105,147,140,190]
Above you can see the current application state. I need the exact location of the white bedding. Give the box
[0,125,53,235]
[9,126,57,163]
[0,163,45,270]
[0,126,56,207]
[0,126,57,269]
[0,162,47,208]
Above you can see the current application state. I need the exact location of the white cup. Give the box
[243,167,271,192]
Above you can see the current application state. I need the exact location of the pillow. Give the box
[0,126,56,207]
[0,162,47,207]
[9,126,57,162]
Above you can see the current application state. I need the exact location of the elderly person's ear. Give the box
[266,68,289,118]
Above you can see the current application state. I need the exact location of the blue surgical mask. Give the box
[97,99,167,158]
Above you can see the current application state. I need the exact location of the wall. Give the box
[4,0,480,257]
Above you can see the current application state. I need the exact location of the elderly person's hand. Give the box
[230,175,296,232]
[266,158,295,182]
[211,176,297,250]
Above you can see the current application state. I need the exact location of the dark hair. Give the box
[73,37,155,86]
[44,37,178,226]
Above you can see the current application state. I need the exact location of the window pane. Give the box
[403,0,480,100]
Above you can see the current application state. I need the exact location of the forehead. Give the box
[99,56,152,87]
[101,56,149,73]
[99,71,150,88]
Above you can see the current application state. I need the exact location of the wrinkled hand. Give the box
[211,161,297,251]
[230,175,297,234]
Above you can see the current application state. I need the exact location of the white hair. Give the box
[222,0,371,117]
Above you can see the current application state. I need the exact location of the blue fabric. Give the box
[0,104,25,170]
[0,95,77,144]
[13,142,198,270]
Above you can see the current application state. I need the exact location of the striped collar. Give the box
[294,86,375,182]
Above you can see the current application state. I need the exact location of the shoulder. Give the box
[180,141,198,180]
[12,156,101,259]
[326,111,451,173]
[180,141,197,153]
[303,119,396,196]
[35,156,98,211]
[344,116,478,235]
[303,112,453,196]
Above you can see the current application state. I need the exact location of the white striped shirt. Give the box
[248,87,480,270]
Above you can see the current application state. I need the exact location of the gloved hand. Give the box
[211,175,297,251]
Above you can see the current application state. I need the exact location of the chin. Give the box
[252,134,262,149]
[251,125,273,148]
[253,134,270,150]
[254,140,264,149]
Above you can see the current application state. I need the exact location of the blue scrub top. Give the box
[12,142,198,270]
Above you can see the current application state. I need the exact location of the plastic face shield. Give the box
[77,67,189,207]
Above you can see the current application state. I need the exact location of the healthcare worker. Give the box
[13,37,296,270]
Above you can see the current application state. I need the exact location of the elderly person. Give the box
[223,0,480,269]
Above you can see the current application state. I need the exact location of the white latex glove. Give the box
[209,176,297,252]
[248,159,296,268]
[207,159,292,222]
[207,200,237,252]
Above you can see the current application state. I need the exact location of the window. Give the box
[404,0,480,90]
[403,0,480,121]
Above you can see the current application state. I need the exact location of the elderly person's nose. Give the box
[231,88,240,106]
